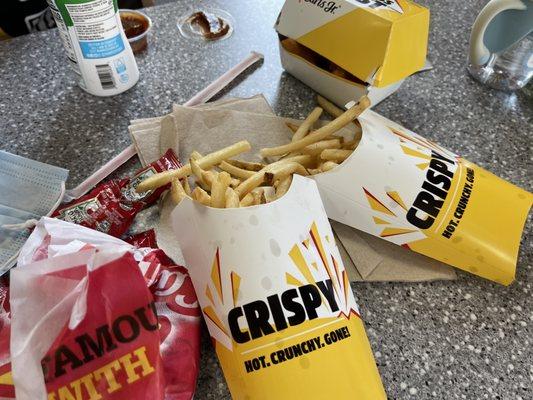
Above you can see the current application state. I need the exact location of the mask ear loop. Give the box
[0,181,66,272]
[1,181,66,232]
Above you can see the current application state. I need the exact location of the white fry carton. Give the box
[171,176,386,399]
[312,110,532,285]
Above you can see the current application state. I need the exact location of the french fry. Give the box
[234,161,308,199]
[225,187,240,208]
[353,121,363,140]
[182,177,192,196]
[191,151,203,160]
[203,170,218,189]
[320,149,353,163]
[219,161,255,179]
[235,171,269,198]
[300,138,342,156]
[137,141,251,192]
[230,178,241,188]
[275,175,292,199]
[270,162,309,182]
[211,172,232,208]
[278,154,314,168]
[226,159,265,172]
[317,95,343,118]
[286,122,300,133]
[252,190,262,205]
[260,97,370,157]
[262,186,277,203]
[318,95,363,139]
[318,95,363,141]
[239,193,254,207]
[320,161,339,172]
[251,187,276,204]
[292,107,323,141]
[343,139,361,151]
[307,168,322,175]
[171,179,189,204]
[190,158,210,191]
[191,187,211,206]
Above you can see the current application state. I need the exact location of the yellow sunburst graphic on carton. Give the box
[386,191,408,211]
[359,125,461,244]
[363,188,396,216]
[389,126,453,158]
[203,248,241,341]
[203,223,360,348]
[400,145,431,161]
[286,222,355,316]
[363,187,421,241]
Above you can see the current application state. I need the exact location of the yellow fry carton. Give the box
[312,110,532,285]
[171,176,386,399]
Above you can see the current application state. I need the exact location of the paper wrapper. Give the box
[313,110,531,285]
[171,176,386,399]
[130,95,456,282]
[6,218,201,400]
[332,221,457,282]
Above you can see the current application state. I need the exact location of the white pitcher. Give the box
[468,0,533,91]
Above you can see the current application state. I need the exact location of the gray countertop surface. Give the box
[0,0,532,399]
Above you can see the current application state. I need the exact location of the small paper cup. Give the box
[120,9,153,54]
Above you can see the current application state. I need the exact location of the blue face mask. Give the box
[0,151,68,274]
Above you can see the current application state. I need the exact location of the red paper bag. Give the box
[7,218,201,400]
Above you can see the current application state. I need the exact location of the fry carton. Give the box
[171,176,386,399]
[275,0,429,106]
[312,109,532,285]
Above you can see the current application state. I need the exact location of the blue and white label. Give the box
[114,58,127,73]
[79,34,125,59]
[55,0,139,96]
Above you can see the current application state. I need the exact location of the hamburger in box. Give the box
[171,176,386,399]
[275,0,430,106]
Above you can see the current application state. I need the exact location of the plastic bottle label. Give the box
[47,0,139,96]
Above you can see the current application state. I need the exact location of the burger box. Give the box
[275,0,430,106]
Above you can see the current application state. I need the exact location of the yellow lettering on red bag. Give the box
[53,372,102,400]
[71,374,102,400]
[48,346,156,399]
[118,346,155,384]
[92,360,123,394]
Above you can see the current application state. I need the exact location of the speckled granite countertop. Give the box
[0,0,531,399]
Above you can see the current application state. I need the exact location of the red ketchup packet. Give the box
[52,150,181,238]
[52,179,141,237]
[124,229,158,249]
[121,149,182,208]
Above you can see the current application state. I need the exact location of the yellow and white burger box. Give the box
[275,0,430,106]
[312,109,532,285]
[172,176,386,399]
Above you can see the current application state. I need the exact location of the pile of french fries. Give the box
[136,95,370,208]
